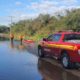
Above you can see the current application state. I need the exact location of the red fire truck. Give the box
[38,31,80,69]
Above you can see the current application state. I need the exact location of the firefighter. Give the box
[10,33,14,43]
[19,35,24,45]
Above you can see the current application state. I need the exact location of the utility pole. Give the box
[9,16,13,34]
[9,16,14,42]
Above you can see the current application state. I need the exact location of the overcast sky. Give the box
[0,0,80,25]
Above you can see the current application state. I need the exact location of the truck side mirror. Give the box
[43,38,47,41]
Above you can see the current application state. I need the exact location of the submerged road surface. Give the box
[0,41,42,80]
[0,41,80,80]
[24,42,80,80]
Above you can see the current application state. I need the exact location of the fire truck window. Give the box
[52,34,61,41]
[64,34,80,41]
[47,35,53,41]
[47,34,61,41]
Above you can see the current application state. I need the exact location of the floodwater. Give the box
[0,41,42,80]
[38,58,80,80]
[0,41,80,80]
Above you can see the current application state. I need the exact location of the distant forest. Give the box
[2,9,80,40]
[0,25,10,33]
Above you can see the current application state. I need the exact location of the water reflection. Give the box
[10,41,14,48]
[1,41,80,80]
[38,58,80,80]
[0,41,42,80]
[10,41,25,50]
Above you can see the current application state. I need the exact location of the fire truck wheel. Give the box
[61,53,74,69]
[38,48,44,58]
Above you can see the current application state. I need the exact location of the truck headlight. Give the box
[78,50,80,55]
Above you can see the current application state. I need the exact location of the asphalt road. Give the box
[23,42,80,80]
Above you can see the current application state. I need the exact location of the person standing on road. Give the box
[19,35,24,45]
[10,33,14,43]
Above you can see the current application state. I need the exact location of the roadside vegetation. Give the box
[0,25,9,33]
[0,25,10,41]
[1,9,80,41]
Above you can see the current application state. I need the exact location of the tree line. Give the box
[0,25,10,33]
[10,9,80,40]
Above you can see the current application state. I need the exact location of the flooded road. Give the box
[0,41,80,80]
[0,41,42,80]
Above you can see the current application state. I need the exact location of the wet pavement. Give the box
[0,41,80,80]
[0,41,42,80]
